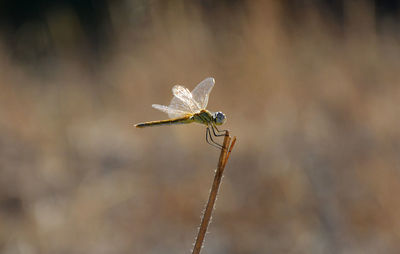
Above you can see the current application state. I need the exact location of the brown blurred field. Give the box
[1,1,400,253]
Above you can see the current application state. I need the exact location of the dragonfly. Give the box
[134,77,227,149]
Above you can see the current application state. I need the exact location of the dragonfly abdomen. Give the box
[135,116,194,128]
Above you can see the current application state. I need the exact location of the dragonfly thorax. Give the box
[213,111,226,125]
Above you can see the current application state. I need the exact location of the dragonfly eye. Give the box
[214,112,226,125]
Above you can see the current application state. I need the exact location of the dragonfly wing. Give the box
[171,85,201,113]
[152,104,188,118]
[191,77,215,109]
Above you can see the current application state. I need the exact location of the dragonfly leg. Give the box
[206,127,223,149]
[210,124,228,137]
[197,113,224,149]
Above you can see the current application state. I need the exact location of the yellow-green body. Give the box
[135,110,214,128]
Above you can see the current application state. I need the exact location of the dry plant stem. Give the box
[224,136,236,165]
[192,131,236,254]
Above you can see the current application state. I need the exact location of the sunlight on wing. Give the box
[169,96,193,114]
[171,85,201,113]
[191,77,215,109]
[152,104,188,118]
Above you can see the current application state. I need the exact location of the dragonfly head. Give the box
[213,111,226,125]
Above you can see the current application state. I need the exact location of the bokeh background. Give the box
[1,1,400,253]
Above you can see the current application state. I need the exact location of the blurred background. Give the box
[1,0,400,253]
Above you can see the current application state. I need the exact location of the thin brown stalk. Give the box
[223,136,236,167]
[192,131,237,254]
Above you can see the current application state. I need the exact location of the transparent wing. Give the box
[191,77,215,109]
[170,85,201,113]
[152,104,188,118]
[169,97,193,114]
